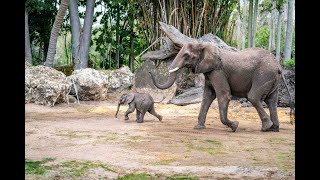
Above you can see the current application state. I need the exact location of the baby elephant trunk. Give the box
[115,103,121,118]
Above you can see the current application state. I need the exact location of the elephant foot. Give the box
[125,116,129,120]
[137,119,144,123]
[194,124,206,129]
[158,115,163,121]
[265,124,279,132]
[261,118,273,131]
[230,121,239,132]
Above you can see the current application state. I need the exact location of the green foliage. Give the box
[255,27,270,49]
[26,0,58,63]
[117,173,154,180]
[25,158,55,175]
[283,58,295,68]
[59,160,115,177]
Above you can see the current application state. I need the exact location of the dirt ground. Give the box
[25,93,295,179]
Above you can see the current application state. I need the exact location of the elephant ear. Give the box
[124,93,135,104]
[195,44,222,74]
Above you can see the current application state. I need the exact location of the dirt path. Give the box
[25,99,295,179]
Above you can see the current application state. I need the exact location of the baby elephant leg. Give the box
[148,104,162,121]
[125,103,135,120]
[137,111,146,123]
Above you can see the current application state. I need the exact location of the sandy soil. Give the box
[25,95,295,179]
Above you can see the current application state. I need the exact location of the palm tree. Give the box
[44,0,69,67]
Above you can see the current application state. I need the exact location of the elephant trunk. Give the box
[149,71,178,89]
[115,103,121,118]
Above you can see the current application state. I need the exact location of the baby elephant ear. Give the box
[125,93,135,104]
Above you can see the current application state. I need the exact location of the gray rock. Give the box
[67,66,134,101]
[103,66,134,93]
[169,87,204,106]
[25,65,71,106]
[67,68,109,101]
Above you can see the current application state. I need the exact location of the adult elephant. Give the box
[149,42,282,132]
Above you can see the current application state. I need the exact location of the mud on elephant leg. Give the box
[194,80,216,129]
[125,103,136,120]
[264,91,280,132]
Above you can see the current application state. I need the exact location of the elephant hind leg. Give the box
[136,110,141,122]
[137,111,146,123]
[148,105,162,121]
[248,80,274,131]
[264,90,280,132]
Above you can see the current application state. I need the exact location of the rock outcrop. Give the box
[25,64,71,106]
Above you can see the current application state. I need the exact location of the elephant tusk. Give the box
[169,67,179,73]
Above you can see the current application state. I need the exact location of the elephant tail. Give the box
[154,96,166,103]
[280,72,295,124]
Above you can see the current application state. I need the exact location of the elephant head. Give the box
[149,42,222,89]
[115,93,135,118]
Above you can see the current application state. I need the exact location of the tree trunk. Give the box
[116,3,120,69]
[248,0,253,48]
[269,0,276,51]
[276,8,283,61]
[25,10,32,64]
[241,0,246,49]
[284,0,294,60]
[45,0,69,67]
[79,0,96,69]
[236,12,241,50]
[69,0,81,69]
[252,0,258,47]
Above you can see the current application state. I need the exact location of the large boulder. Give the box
[67,66,134,101]
[103,66,134,93]
[67,68,109,101]
[25,64,71,106]
[278,68,295,107]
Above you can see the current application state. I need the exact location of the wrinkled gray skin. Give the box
[115,92,163,123]
[150,42,282,132]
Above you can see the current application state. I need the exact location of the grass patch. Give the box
[166,175,199,180]
[118,173,154,180]
[59,160,115,177]
[252,156,267,166]
[56,130,92,139]
[276,152,295,170]
[25,158,55,175]
[267,138,287,145]
[185,139,224,155]
[206,139,222,145]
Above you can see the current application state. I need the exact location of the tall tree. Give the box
[252,0,259,47]
[69,0,96,70]
[268,0,276,51]
[25,9,32,64]
[284,0,294,60]
[241,0,247,49]
[115,2,120,68]
[276,0,284,60]
[248,0,253,47]
[44,0,69,67]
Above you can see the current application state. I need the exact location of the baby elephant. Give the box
[115,92,163,123]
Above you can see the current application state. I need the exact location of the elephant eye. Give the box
[183,53,190,60]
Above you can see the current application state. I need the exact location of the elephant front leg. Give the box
[217,96,239,132]
[125,103,136,120]
[194,82,216,129]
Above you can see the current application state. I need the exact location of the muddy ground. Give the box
[25,93,295,179]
